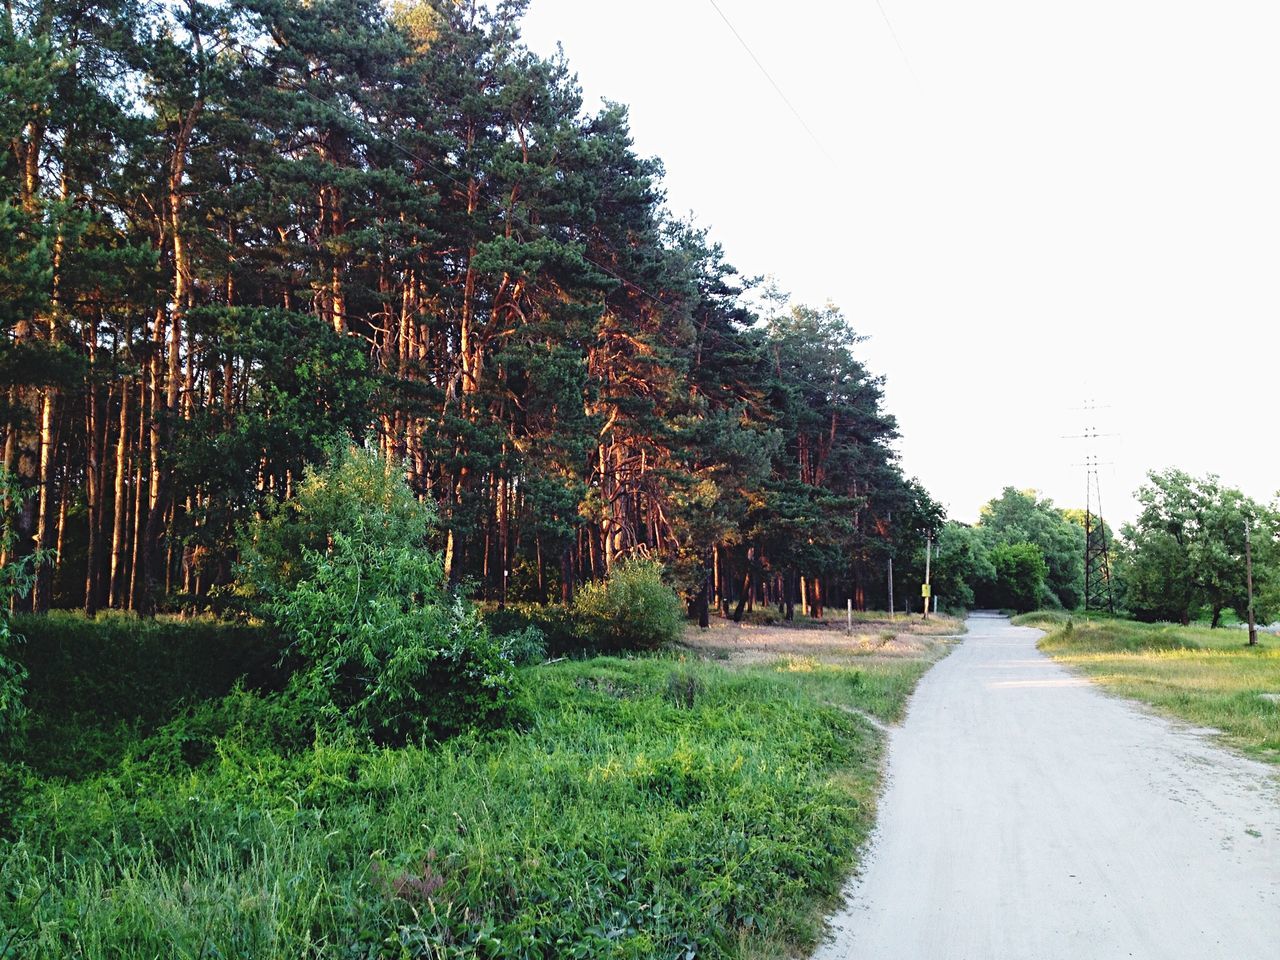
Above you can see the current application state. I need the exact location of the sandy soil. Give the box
[812,613,1280,959]
[682,613,962,667]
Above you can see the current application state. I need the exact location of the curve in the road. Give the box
[815,613,1280,960]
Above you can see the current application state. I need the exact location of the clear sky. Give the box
[518,0,1280,526]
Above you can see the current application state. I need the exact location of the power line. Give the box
[871,0,918,81]
[704,0,834,162]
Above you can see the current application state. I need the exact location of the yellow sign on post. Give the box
[921,583,931,598]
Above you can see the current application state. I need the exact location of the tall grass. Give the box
[1,652,929,958]
[1032,618,1280,761]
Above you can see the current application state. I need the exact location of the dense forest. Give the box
[2,0,940,621]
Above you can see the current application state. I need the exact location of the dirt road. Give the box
[814,613,1280,959]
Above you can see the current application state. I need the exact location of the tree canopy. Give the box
[1,0,938,618]
[1119,469,1279,626]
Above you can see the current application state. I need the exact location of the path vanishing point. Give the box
[815,613,1280,960]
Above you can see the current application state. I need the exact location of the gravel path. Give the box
[814,612,1280,959]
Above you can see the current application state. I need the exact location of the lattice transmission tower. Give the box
[1066,402,1116,614]
[1082,450,1115,614]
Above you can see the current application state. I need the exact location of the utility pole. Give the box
[1245,517,1258,647]
[922,534,932,621]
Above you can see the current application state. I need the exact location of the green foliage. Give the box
[1117,469,1280,627]
[11,612,282,778]
[244,446,516,743]
[986,542,1048,612]
[482,602,584,656]
[239,443,429,605]
[0,467,41,752]
[572,558,687,651]
[977,488,1085,609]
[498,625,547,666]
[932,522,988,610]
[279,533,515,742]
[1,655,903,958]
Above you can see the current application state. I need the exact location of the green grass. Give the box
[1,622,942,959]
[754,656,936,725]
[1027,616,1280,762]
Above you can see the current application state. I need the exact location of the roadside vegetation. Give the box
[943,472,1280,623]
[1,615,955,958]
[0,447,957,958]
[2,647,907,958]
[1017,613,1280,762]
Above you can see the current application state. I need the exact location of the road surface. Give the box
[815,613,1280,959]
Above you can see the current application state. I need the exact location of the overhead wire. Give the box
[704,0,835,163]
[871,0,918,81]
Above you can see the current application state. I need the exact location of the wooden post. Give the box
[887,554,894,621]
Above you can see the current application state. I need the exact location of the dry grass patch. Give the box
[683,612,963,668]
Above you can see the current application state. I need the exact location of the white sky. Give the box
[519,0,1280,525]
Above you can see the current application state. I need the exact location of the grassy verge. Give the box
[1019,614,1280,762]
[1,616,954,959]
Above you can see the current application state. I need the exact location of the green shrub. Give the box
[481,602,585,656]
[498,624,547,666]
[14,612,283,722]
[237,442,430,609]
[572,558,687,651]
[244,446,516,743]
[0,466,38,753]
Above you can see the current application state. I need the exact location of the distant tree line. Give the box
[935,475,1278,623]
[1,0,939,619]
[1117,469,1278,627]
[932,488,1084,613]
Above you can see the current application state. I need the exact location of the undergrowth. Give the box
[0,653,908,959]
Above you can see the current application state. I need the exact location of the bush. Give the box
[10,612,284,779]
[498,625,547,666]
[243,446,517,743]
[237,440,431,608]
[0,466,38,753]
[14,612,283,722]
[481,602,584,656]
[572,558,686,651]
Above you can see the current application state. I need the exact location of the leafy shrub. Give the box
[11,612,283,779]
[243,446,516,743]
[237,441,429,608]
[481,602,583,655]
[499,625,547,666]
[14,612,283,724]
[0,467,38,753]
[129,686,315,775]
[572,558,687,651]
